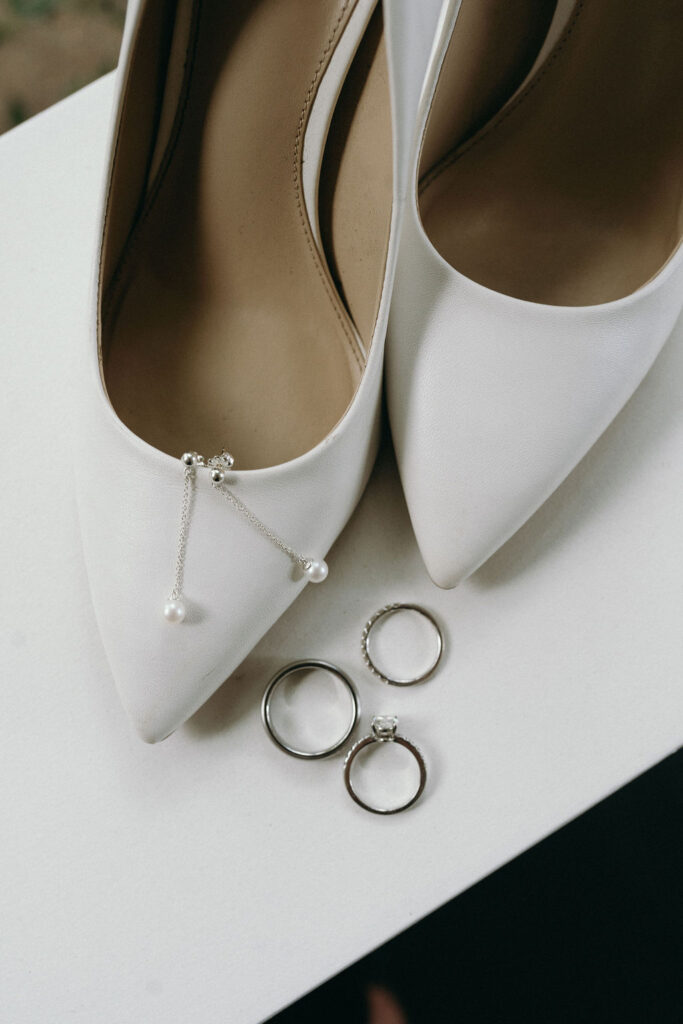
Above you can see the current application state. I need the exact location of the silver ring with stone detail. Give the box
[261,660,360,760]
[343,716,427,814]
[361,603,443,686]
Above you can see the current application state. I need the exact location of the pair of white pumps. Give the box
[77,0,683,742]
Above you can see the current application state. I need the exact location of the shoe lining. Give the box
[100,0,391,468]
[419,0,683,306]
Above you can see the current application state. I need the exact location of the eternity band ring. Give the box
[361,603,443,686]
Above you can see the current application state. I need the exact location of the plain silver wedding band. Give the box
[261,660,360,760]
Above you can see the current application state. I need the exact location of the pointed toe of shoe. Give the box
[395,443,537,590]
[419,554,469,592]
[416,536,486,591]
[74,356,382,739]
[388,218,683,583]
[76,458,310,741]
[93,592,278,745]
[128,696,186,746]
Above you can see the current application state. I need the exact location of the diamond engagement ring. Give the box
[343,715,427,814]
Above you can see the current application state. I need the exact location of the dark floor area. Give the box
[271,748,683,1023]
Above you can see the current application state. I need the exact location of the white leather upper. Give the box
[387,0,683,589]
[75,0,434,742]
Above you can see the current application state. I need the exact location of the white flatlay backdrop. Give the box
[2,49,683,1024]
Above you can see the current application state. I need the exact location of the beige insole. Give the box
[419,0,558,177]
[103,0,391,468]
[420,0,683,306]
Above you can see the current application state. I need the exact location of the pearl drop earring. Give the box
[165,449,328,622]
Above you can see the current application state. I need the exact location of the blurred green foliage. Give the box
[9,0,59,16]
[0,0,125,132]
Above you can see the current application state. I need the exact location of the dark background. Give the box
[270,749,683,1023]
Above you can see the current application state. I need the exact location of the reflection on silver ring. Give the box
[361,603,443,686]
[344,715,427,814]
[261,660,360,760]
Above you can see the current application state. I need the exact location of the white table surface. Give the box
[1,72,682,1024]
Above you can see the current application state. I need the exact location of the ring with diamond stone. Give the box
[261,660,360,760]
[343,716,427,814]
[361,603,443,686]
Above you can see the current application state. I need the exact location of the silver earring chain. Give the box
[169,465,195,603]
[163,450,328,623]
[213,479,307,568]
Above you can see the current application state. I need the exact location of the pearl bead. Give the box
[211,468,225,484]
[181,452,197,467]
[164,599,186,623]
[305,559,328,584]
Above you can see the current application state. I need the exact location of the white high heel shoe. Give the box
[76,0,428,742]
[387,0,683,588]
